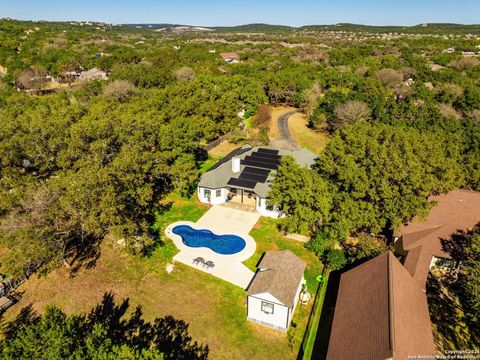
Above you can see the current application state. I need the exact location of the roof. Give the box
[327,252,436,360]
[247,250,306,307]
[199,145,317,198]
[396,190,480,287]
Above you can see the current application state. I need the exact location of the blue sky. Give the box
[2,0,480,26]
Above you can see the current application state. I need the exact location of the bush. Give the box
[331,100,371,131]
[343,234,389,263]
[175,66,196,82]
[326,248,347,270]
[102,80,136,101]
[374,68,403,88]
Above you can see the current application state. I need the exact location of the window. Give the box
[204,189,211,198]
[261,301,274,314]
[216,189,222,198]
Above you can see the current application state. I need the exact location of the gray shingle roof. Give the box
[199,145,317,198]
[247,250,306,307]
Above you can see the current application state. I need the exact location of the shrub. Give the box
[102,80,136,101]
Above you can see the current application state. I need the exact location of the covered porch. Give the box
[227,187,257,209]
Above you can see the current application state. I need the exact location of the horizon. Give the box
[3,0,480,27]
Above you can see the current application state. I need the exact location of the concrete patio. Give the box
[165,206,260,288]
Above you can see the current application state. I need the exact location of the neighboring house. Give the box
[327,251,436,360]
[394,190,480,289]
[219,52,240,63]
[197,145,317,218]
[247,250,306,332]
[78,68,108,82]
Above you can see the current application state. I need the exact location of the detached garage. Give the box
[246,250,306,332]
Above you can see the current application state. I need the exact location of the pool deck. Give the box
[165,206,260,288]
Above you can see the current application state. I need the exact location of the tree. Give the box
[326,248,347,270]
[15,66,48,90]
[317,122,463,237]
[102,80,137,101]
[374,68,403,88]
[253,104,271,132]
[1,293,208,360]
[343,234,389,263]
[441,230,480,338]
[174,66,196,82]
[449,57,480,71]
[332,100,371,130]
[269,156,332,235]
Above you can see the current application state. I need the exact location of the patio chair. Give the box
[204,260,215,270]
[193,257,205,266]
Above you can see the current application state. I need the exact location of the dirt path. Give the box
[269,110,300,150]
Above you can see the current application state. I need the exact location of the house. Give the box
[219,52,240,63]
[394,190,480,289]
[78,68,108,82]
[327,252,436,360]
[197,145,317,218]
[247,250,306,332]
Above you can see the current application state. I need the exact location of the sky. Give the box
[2,0,480,27]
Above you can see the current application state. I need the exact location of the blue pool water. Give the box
[172,225,246,255]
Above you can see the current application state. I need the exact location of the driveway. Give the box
[269,110,300,150]
[166,206,260,288]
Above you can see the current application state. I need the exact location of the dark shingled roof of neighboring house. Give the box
[247,250,306,308]
[326,251,436,360]
[395,190,480,288]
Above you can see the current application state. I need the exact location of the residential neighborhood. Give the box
[1,2,480,359]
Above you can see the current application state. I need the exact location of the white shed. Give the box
[247,250,306,332]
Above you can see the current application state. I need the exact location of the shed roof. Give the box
[247,250,306,307]
[327,252,436,360]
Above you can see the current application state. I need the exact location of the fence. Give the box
[203,132,233,152]
[298,271,330,360]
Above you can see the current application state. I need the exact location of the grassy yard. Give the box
[246,217,323,292]
[208,140,239,158]
[288,112,329,155]
[6,194,322,360]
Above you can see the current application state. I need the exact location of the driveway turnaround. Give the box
[165,206,260,289]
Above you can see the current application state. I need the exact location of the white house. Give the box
[197,145,317,218]
[247,250,306,332]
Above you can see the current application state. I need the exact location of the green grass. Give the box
[302,273,330,360]
[246,217,324,292]
[10,195,324,359]
[199,157,220,174]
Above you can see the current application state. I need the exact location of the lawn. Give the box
[288,112,329,155]
[5,194,321,360]
[208,140,239,158]
[245,217,323,292]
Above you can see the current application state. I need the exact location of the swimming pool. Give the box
[172,225,246,255]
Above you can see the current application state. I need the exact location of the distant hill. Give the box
[213,23,293,33]
[299,23,480,35]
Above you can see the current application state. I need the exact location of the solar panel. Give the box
[257,148,279,155]
[239,172,268,183]
[249,154,281,164]
[243,166,270,176]
[227,177,257,189]
[252,150,281,159]
[253,155,281,162]
[241,158,278,170]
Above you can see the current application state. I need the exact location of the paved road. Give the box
[269,110,300,150]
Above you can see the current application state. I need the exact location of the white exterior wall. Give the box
[197,187,228,205]
[288,276,305,324]
[247,292,290,331]
[256,197,282,218]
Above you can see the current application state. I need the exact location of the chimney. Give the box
[232,156,241,173]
